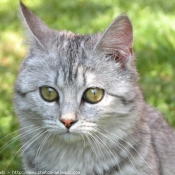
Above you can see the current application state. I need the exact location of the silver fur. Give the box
[14,2,175,175]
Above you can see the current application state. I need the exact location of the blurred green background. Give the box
[0,0,175,171]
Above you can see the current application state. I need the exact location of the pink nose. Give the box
[60,119,77,129]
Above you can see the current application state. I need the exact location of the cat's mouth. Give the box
[43,119,97,140]
[58,130,83,143]
[64,130,77,136]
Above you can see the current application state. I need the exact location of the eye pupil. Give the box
[40,86,59,102]
[83,87,104,104]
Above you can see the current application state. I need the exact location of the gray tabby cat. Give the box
[14,1,175,175]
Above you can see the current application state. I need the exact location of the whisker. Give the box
[0,125,34,143]
[95,129,139,174]
[88,133,106,162]
[35,132,51,168]
[88,133,101,154]
[92,130,123,174]
[104,129,152,171]
[19,130,45,157]
[4,129,45,171]
[85,133,98,159]
[79,133,86,149]
[0,126,42,154]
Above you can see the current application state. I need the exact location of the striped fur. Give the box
[14,2,175,175]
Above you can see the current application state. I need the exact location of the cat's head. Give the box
[14,2,142,143]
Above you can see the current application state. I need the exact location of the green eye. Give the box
[83,87,104,104]
[39,86,59,102]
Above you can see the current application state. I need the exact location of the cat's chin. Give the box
[56,132,83,143]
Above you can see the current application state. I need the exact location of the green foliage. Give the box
[0,0,175,171]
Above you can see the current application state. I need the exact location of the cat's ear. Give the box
[19,1,50,49]
[94,14,133,66]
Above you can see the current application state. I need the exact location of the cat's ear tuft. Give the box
[95,14,133,67]
[19,1,50,49]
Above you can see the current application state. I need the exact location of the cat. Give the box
[14,1,175,175]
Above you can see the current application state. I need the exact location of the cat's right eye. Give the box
[39,86,59,102]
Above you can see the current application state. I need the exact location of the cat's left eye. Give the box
[83,87,104,104]
[39,86,59,102]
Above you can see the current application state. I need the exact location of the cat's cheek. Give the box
[68,120,97,134]
[79,94,110,117]
[28,91,60,118]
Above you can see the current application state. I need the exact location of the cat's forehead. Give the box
[49,33,103,84]
[55,32,99,51]
[56,65,97,89]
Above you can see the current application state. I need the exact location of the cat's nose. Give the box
[60,119,78,129]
